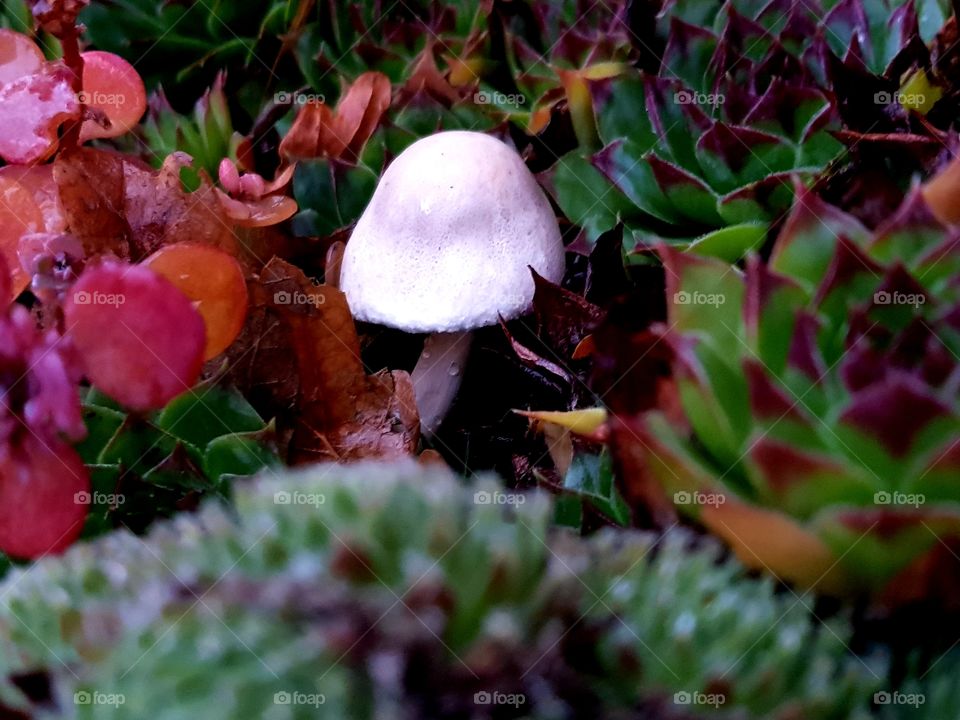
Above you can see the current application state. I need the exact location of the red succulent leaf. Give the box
[840,374,952,457]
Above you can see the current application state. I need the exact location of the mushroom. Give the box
[339,130,565,437]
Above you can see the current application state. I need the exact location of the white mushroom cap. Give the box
[339,131,565,333]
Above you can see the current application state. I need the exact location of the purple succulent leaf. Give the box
[749,437,876,518]
[744,254,808,372]
[660,243,746,344]
[710,5,772,80]
[745,358,805,421]
[743,79,837,142]
[695,122,795,193]
[823,0,872,66]
[788,311,828,382]
[841,343,889,392]
[914,231,960,289]
[646,152,723,225]
[826,49,909,132]
[771,184,871,288]
[870,185,949,266]
[717,76,761,125]
[840,373,952,457]
[869,263,933,316]
[645,76,712,172]
[662,17,719,91]
[717,170,799,224]
[813,235,884,307]
[843,32,870,72]
[592,140,679,222]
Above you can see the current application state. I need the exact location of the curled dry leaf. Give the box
[54,147,130,259]
[123,153,236,258]
[280,71,391,162]
[260,258,419,463]
[531,270,605,357]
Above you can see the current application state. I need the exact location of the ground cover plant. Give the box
[0,0,958,717]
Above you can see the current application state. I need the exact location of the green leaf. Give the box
[204,433,280,484]
[685,223,766,262]
[75,405,126,465]
[157,385,266,450]
[551,152,637,241]
[563,452,630,526]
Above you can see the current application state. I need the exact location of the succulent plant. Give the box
[547,0,954,254]
[0,461,885,719]
[631,184,960,602]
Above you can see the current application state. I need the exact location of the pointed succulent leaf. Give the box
[770,185,871,288]
[695,122,796,193]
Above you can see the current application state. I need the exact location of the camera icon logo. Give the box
[274,491,292,505]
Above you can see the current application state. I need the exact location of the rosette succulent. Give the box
[634,184,960,602]
[548,0,953,253]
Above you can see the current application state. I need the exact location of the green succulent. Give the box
[634,184,960,600]
[0,462,885,718]
[548,0,953,254]
[140,73,238,188]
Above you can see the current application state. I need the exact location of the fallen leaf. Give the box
[532,270,605,356]
[280,72,391,162]
[54,147,130,258]
[123,153,236,258]
[259,258,419,462]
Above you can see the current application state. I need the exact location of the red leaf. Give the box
[0,436,89,559]
[64,262,206,411]
[0,63,81,165]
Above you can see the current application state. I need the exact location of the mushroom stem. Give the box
[411,330,473,438]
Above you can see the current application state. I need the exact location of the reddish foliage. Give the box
[280,72,392,161]
[63,262,206,411]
